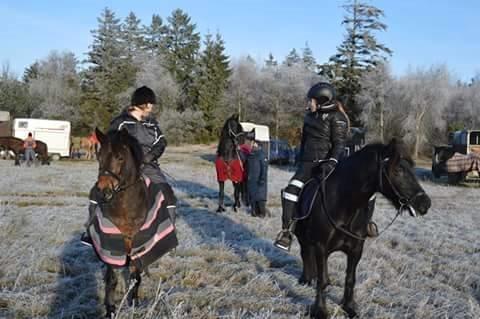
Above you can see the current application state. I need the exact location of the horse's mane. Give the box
[106,130,144,171]
[342,139,415,172]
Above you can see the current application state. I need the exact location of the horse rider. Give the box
[273,82,378,252]
[81,86,176,245]
[23,132,37,167]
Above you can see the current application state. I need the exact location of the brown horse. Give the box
[0,136,49,165]
[80,132,99,160]
[91,128,177,317]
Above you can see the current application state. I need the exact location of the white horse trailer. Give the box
[13,118,71,160]
[240,122,270,159]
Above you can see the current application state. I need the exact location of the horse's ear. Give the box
[232,113,239,121]
[95,128,107,145]
[383,138,401,167]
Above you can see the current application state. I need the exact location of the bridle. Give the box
[378,157,426,218]
[98,166,142,202]
[227,121,243,144]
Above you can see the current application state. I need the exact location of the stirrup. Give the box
[273,230,292,252]
[80,232,93,247]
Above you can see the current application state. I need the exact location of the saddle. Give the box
[88,178,178,268]
[294,162,334,221]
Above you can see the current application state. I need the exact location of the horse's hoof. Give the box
[342,302,357,318]
[298,276,314,286]
[308,304,328,319]
[216,206,225,213]
[105,306,116,318]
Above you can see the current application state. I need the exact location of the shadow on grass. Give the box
[173,179,310,306]
[49,237,103,318]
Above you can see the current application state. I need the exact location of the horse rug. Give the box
[446,152,480,173]
[215,156,244,182]
[88,178,178,268]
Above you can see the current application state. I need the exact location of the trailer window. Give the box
[469,132,480,145]
[18,121,28,129]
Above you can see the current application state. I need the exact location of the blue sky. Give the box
[1,0,479,82]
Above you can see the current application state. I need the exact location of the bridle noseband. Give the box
[98,167,141,202]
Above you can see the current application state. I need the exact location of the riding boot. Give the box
[80,186,101,246]
[274,192,297,251]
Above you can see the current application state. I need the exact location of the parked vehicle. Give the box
[13,118,71,160]
[432,129,480,183]
[269,139,293,165]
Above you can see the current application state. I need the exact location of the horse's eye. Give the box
[115,155,124,162]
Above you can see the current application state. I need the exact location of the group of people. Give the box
[81,82,377,252]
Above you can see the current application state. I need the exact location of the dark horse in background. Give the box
[92,128,177,317]
[295,139,431,318]
[0,136,49,165]
[215,114,247,212]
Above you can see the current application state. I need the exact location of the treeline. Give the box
[0,3,479,158]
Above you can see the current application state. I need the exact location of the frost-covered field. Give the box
[0,144,479,319]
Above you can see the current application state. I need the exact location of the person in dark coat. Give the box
[81,86,176,245]
[245,130,269,218]
[273,82,349,251]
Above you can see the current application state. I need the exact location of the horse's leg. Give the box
[341,244,363,318]
[233,182,241,212]
[104,265,118,318]
[299,242,317,286]
[217,181,226,212]
[127,265,142,307]
[310,247,329,319]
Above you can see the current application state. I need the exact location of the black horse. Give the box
[215,114,246,212]
[295,139,431,319]
[92,128,177,317]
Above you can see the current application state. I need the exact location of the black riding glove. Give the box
[323,158,337,176]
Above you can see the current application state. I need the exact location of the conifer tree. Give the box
[330,0,392,125]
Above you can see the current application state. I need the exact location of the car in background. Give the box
[269,139,293,165]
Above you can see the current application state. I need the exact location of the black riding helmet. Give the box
[307,82,336,112]
[131,86,156,107]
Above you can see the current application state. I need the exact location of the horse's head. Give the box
[218,114,244,157]
[94,128,143,201]
[224,113,243,140]
[377,139,431,217]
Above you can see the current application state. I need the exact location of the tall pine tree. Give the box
[81,8,133,131]
[163,9,201,111]
[197,32,231,136]
[143,14,167,57]
[330,0,392,125]
[302,42,317,72]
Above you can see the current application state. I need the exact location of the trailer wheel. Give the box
[51,154,61,161]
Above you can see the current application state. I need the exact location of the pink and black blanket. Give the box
[87,177,177,268]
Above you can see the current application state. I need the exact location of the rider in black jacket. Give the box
[274,82,349,251]
[81,86,176,245]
